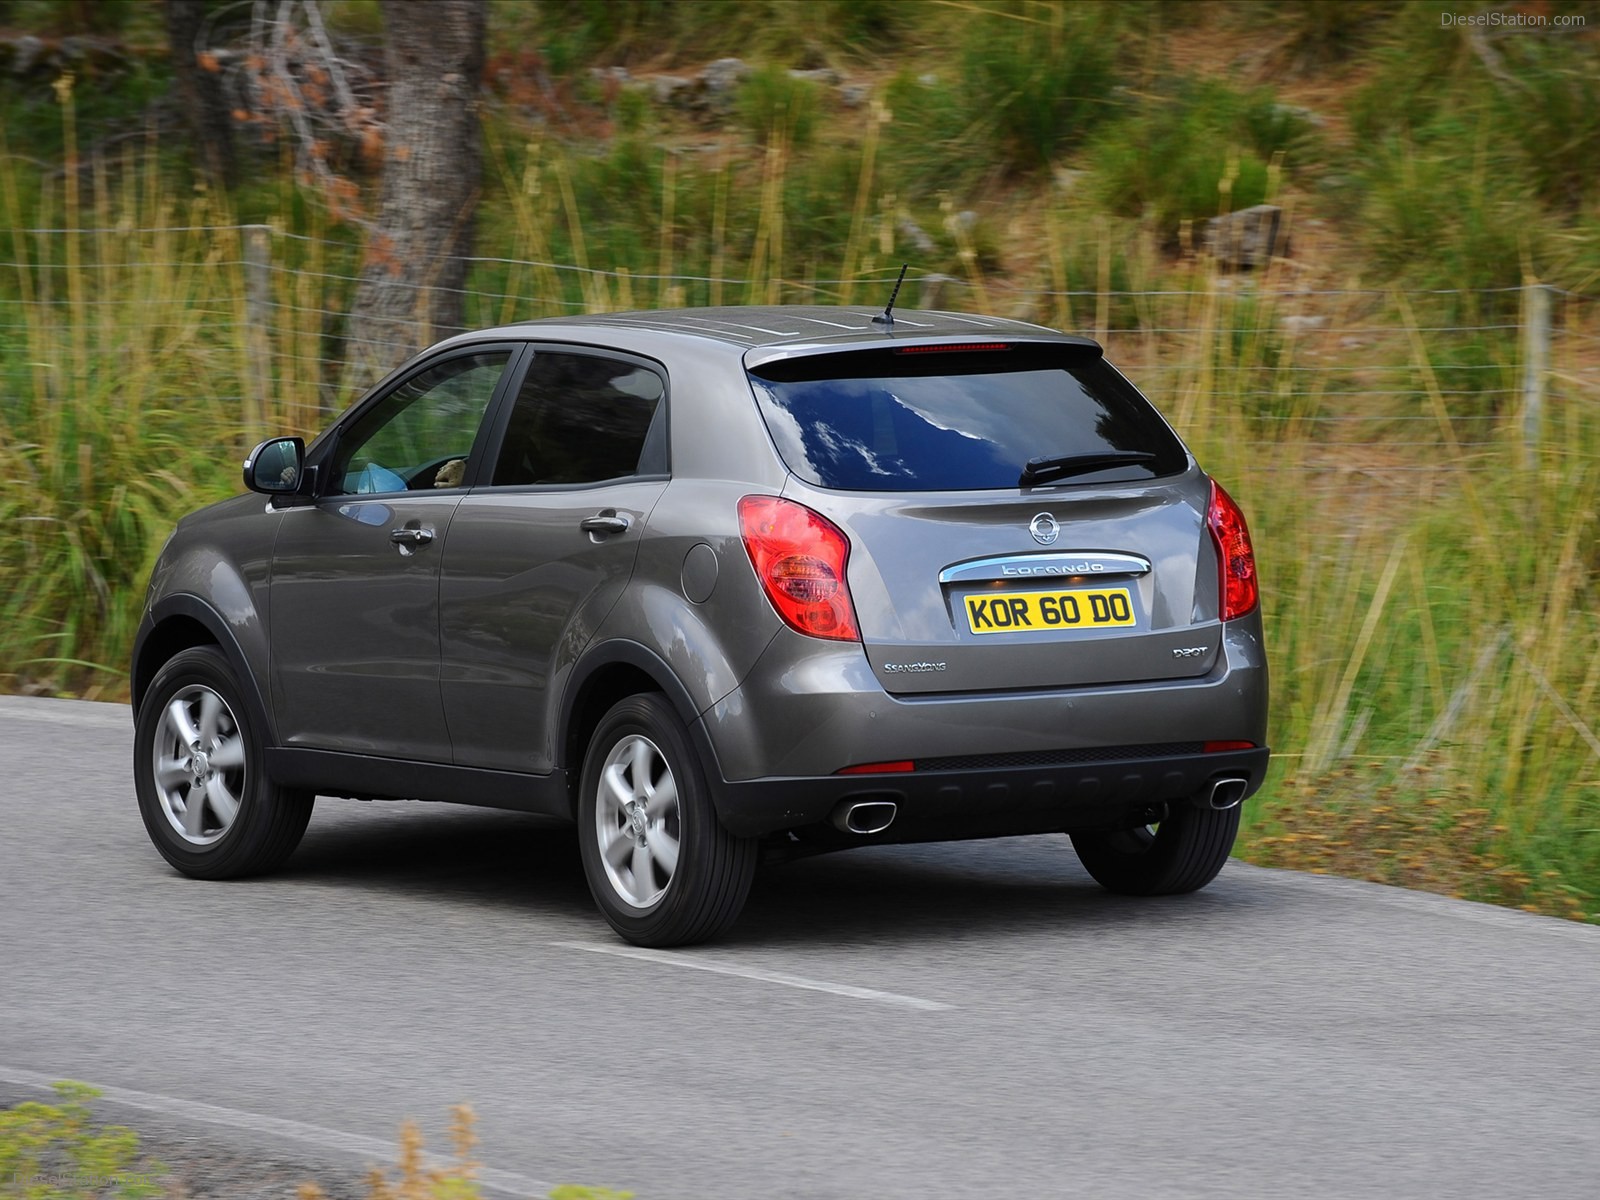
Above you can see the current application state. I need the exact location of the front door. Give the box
[270,347,516,761]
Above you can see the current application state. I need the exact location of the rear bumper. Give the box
[697,617,1269,837]
[708,745,1271,839]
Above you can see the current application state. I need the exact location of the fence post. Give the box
[242,224,273,434]
[1520,281,1551,469]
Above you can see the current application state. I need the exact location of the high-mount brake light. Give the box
[893,343,1011,354]
[1206,479,1259,621]
[738,496,861,642]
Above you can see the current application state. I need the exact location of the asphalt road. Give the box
[4,695,1600,1200]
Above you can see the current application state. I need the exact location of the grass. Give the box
[1,1,1599,924]
[0,1086,628,1199]
[1170,277,1600,921]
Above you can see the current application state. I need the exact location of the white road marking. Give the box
[0,1066,551,1198]
[554,940,955,1011]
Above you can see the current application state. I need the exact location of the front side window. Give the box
[330,351,510,496]
[491,350,666,486]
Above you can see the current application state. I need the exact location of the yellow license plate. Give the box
[963,587,1136,634]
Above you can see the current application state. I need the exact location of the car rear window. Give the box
[747,345,1187,492]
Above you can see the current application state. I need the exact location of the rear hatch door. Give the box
[747,342,1222,696]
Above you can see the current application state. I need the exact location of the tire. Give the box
[133,646,313,879]
[577,693,756,947]
[1069,803,1239,896]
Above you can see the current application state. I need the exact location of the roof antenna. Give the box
[872,263,909,327]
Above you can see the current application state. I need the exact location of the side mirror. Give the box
[243,436,306,495]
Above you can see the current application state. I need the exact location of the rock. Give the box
[650,74,691,104]
[838,82,870,108]
[1204,204,1285,270]
[1280,315,1327,333]
[589,66,631,84]
[918,72,939,87]
[897,217,936,256]
[8,35,45,78]
[701,57,749,94]
[1340,337,1367,350]
[57,36,127,72]
[789,67,841,85]
[1275,102,1327,129]
[1052,167,1086,195]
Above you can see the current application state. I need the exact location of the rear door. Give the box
[439,347,670,773]
[747,343,1222,696]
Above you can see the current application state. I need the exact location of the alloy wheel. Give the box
[151,684,247,846]
[595,733,682,909]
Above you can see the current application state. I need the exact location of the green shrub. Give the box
[1352,136,1549,312]
[511,0,918,69]
[1265,0,1399,69]
[736,66,821,151]
[956,1,1123,173]
[0,1081,160,1199]
[1493,43,1600,211]
[878,68,986,196]
[1087,77,1315,247]
[1348,10,1600,213]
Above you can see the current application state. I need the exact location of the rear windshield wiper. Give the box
[1019,450,1157,486]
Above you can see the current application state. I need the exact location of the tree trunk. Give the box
[165,0,237,187]
[341,0,486,396]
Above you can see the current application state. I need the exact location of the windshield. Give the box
[748,345,1187,492]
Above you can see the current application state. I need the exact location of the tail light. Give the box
[1207,479,1259,621]
[738,496,861,641]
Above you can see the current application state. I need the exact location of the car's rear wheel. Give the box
[1069,803,1239,895]
[578,693,756,947]
[134,646,313,879]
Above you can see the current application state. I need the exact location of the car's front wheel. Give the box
[134,646,313,879]
[578,693,756,947]
[1069,803,1239,895]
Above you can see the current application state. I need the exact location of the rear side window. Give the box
[748,345,1186,492]
[492,350,666,486]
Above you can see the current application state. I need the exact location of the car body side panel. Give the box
[438,479,668,772]
[614,342,787,489]
[598,477,787,709]
[133,495,282,725]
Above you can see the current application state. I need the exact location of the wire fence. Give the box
[1,223,1596,487]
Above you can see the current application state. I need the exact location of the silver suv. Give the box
[132,306,1268,946]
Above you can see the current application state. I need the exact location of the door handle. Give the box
[579,513,631,536]
[389,526,435,546]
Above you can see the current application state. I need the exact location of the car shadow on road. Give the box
[280,800,596,920]
[732,839,1254,948]
[277,799,1251,944]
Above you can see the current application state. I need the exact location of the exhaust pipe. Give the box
[1206,777,1249,811]
[831,800,898,835]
